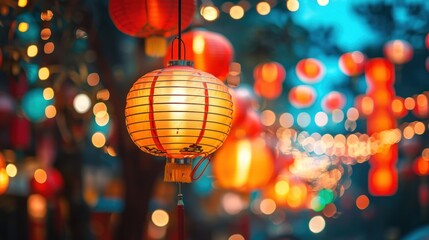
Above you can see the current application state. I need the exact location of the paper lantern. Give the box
[109,0,195,38]
[414,157,429,176]
[339,51,366,77]
[212,137,274,192]
[288,85,316,108]
[383,40,413,65]
[296,58,325,83]
[322,91,346,112]
[165,29,234,81]
[253,62,286,84]
[125,60,233,183]
[30,168,64,199]
[254,78,283,100]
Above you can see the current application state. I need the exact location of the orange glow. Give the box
[212,137,274,192]
[403,126,415,140]
[413,122,425,135]
[40,28,51,40]
[384,40,413,64]
[369,167,397,196]
[391,97,407,118]
[253,62,286,83]
[361,96,374,115]
[289,85,316,108]
[339,51,366,76]
[34,169,47,184]
[296,58,325,83]
[413,94,429,117]
[413,157,429,176]
[365,58,394,86]
[322,91,346,112]
[260,198,276,215]
[356,195,370,210]
[404,97,416,110]
[422,148,429,160]
[0,168,9,194]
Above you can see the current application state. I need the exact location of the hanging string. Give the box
[190,154,212,181]
[178,0,182,60]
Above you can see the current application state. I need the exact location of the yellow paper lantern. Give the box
[125,60,233,183]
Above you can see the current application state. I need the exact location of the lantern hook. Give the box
[170,37,187,60]
[191,154,212,181]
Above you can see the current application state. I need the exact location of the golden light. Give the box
[201,6,219,21]
[92,132,106,148]
[309,216,326,233]
[423,148,429,160]
[97,89,110,101]
[256,2,271,15]
[145,36,167,58]
[261,109,276,126]
[260,198,276,215]
[28,194,47,219]
[361,96,374,115]
[43,87,54,100]
[86,73,100,86]
[317,0,329,6]
[38,67,50,80]
[151,209,169,227]
[403,125,415,139]
[44,42,55,54]
[45,105,57,118]
[34,169,47,184]
[18,0,28,7]
[287,0,300,12]
[27,45,38,58]
[356,194,370,210]
[414,121,425,135]
[125,62,233,183]
[73,93,91,114]
[18,22,29,32]
[230,5,244,19]
[40,28,51,40]
[95,113,110,126]
[192,34,205,54]
[6,163,17,177]
[41,10,54,21]
[275,180,290,195]
[404,97,416,110]
[93,102,107,117]
[0,168,9,194]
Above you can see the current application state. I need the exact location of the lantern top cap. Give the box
[168,60,194,67]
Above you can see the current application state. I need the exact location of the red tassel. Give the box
[177,194,184,240]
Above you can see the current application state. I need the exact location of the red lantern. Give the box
[253,78,283,100]
[322,91,346,112]
[296,58,325,83]
[414,157,429,176]
[108,0,195,38]
[253,62,286,84]
[212,137,275,192]
[230,88,256,127]
[165,29,234,81]
[9,115,31,150]
[288,85,316,108]
[30,168,63,199]
[412,94,429,118]
[383,40,413,65]
[231,110,262,139]
[339,51,366,76]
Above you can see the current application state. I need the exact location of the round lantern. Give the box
[253,62,286,84]
[30,168,63,199]
[288,85,316,108]
[125,60,233,183]
[254,79,283,100]
[296,58,325,83]
[164,29,234,81]
[322,91,346,112]
[212,137,275,192]
[109,0,195,38]
[383,40,413,65]
[339,51,366,77]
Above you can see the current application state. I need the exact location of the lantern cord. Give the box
[177,184,185,240]
[191,154,212,181]
[178,0,182,60]
[170,37,187,60]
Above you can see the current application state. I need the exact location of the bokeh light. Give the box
[27,45,38,57]
[91,132,106,148]
[309,216,326,233]
[356,195,370,210]
[38,67,50,80]
[6,163,17,178]
[73,93,91,114]
[201,6,219,21]
[287,0,300,12]
[260,198,276,215]
[230,5,244,19]
[151,209,169,227]
[256,2,271,15]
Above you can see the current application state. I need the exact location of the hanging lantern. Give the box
[413,157,429,176]
[125,60,233,183]
[383,40,413,65]
[296,58,325,83]
[212,137,274,192]
[108,0,196,57]
[231,110,262,139]
[30,168,64,199]
[253,62,286,84]
[322,91,346,112]
[339,51,366,77]
[288,85,316,108]
[165,29,234,81]
[254,78,283,100]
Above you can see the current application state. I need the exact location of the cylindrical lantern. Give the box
[296,58,325,83]
[212,137,274,192]
[383,40,413,65]
[125,60,233,183]
[164,29,234,81]
[288,85,316,108]
[339,51,366,77]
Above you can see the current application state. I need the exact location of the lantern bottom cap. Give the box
[164,162,192,183]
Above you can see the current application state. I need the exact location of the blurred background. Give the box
[0,0,429,239]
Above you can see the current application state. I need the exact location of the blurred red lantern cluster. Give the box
[288,85,316,108]
[339,51,366,77]
[165,29,234,81]
[30,168,63,199]
[253,61,286,100]
[296,58,325,83]
[383,40,413,65]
